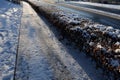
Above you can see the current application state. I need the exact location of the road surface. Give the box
[65,2,120,15]
[58,3,120,29]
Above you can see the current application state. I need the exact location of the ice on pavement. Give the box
[0,0,22,80]
[15,2,55,80]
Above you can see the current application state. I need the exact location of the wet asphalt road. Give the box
[58,4,120,29]
[65,2,120,15]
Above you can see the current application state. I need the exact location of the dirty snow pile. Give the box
[0,0,22,80]
[29,1,120,79]
[52,10,120,80]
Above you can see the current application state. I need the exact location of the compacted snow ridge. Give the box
[28,1,120,79]
[39,12,108,80]
[52,11,120,79]
[0,0,22,80]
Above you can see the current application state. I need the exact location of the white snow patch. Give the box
[2,70,13,80]
[0,0,22,80]
[110,59,120,67]
[0,47,3,53]
[89,42,95,46]
[97,43,103,49]
[115,42,120,46]
[115,49,120,53]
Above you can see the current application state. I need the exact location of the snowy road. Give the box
[57,3,120,29]
[27,0,120,29]
[65,2,120,15]
[67,1,120,10]
[15,1,91,80]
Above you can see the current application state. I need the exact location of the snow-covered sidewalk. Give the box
[15,2,55,80]
[0,0,22,80]
[15,1,91,80]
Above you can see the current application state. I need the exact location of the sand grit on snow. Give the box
[0,0,22,80]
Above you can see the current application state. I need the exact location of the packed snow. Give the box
[0,0,22,80]
[15,2,55,80]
